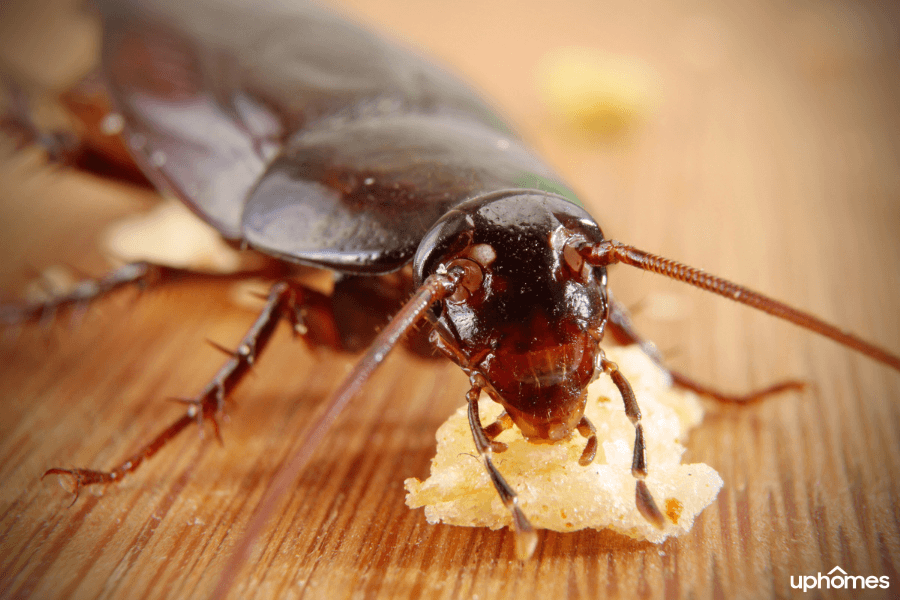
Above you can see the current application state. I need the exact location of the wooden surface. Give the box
[1,0,899,599]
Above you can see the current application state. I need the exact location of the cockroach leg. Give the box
[43,279,313,501]
[168,397,207,436]
[599,353,666,529]
[575,415,597,466]
[584,240,900,372]
[466,375,538,559]
[0,261,288,328]
[212,270,463,598]
[483,410,513,453]
[669,372,807,404]
[606,293,806,403]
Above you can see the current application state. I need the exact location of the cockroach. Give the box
[4,0,898,594]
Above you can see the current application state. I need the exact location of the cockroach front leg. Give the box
[598,352,666,529]
[43,279,312,503]
[466,375,537,559]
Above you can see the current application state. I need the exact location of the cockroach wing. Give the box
[241,112,578,274]
[96,0,533,244]
[99,1,274,239]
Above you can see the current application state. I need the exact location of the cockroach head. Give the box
[413,189,605,287]
[413,190,612,442]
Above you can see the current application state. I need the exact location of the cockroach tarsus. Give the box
[2,0,899,595]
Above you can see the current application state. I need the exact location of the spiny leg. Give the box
[466,376,537,559]
[2,260,288,328]
[599,353,666,528]
[43,279,310,502]
[584,240,900,372]
[606,292,805,403]
[211,268,464,599]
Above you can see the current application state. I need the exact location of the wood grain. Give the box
[1,0,899,598]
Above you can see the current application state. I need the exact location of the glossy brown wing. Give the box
[100,0,278,238]
[242,112,577,273]
[98,0,578,270]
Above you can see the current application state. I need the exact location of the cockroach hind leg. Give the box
[2,262,158,328]
[1,261,290,331]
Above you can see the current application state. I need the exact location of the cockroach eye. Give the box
[444,258,484,303]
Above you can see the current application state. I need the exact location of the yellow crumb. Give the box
[537,48,659,136]
[405,345,722,543]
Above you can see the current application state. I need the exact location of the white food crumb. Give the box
[405,345,722,543]
[102,198,245,272]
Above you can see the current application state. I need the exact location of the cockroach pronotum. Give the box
[2,0,898,596]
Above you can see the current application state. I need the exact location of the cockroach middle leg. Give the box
[598,352,666,529]
[43,279,313,502]
[584,239,900,372]
[606,289,807,403]
[465,375,537,559]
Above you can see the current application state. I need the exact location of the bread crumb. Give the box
[405,345,722,543]
[537,48,659,136]
[102,198,245,272]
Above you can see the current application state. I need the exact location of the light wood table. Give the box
[1,0,898,598]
